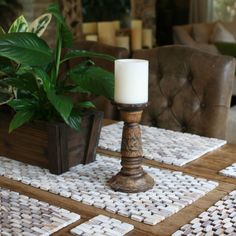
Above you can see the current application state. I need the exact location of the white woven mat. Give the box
[99,122,226,166]
[219,163,236,178]
[0,187,80,236]
[173,190,236,236]
[0,154,218,226]
[70,214,134,236]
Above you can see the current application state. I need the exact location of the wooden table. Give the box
[1,120,236,236]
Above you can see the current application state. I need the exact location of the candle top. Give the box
[115,59,148,64]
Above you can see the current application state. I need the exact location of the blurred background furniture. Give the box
[132,45,235,139]
[173,21,236,104]
[81,19,153,52]
[173,21,236,54]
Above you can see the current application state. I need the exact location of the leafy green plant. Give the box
[0,2,114,132]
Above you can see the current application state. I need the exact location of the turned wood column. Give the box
[109,103,154,193]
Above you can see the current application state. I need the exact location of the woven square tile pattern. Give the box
[172,190,236,236]
[1,187,80,236]
[219,163,236,178]
[99,122,226,166]
[71,214,134,236]
[0,155,218,226]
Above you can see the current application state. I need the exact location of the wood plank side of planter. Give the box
[47,123,64,175]
[0,112,49,169]
[84,110,104,164]
[0,110,103,174]
[66,110,103,167]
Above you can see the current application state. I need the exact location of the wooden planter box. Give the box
[0,109,103,174]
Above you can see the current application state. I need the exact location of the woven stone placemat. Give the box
[70,214,134,236]
[99,122,226,166]
[0,154,218,226]
[172,190,236,235]
[1,187,80,236]
[219,163,236,179]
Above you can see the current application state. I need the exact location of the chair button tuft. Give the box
[168,99,173,107]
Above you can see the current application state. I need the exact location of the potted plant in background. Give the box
[0,2,115,174]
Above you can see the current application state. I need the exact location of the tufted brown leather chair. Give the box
[68,40,130,120]
[132,45,235,139]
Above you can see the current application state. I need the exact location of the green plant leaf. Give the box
[69,65,114,100]
[47,90,73,120]
[16,65,32,75]
[62,50,116,64]
[0,26,5,35]
[8,15,28,33]
[0,32,52,66]
[0,89,13,105]
[47,3,73,47]
[3,73,39,92]
[8,98,37,111]
[78,101,95,109]
[64,109,81,131]
[9,110,34,132]
[0,57,15,76]
[33,67,52,92]
[28,13,52,37]
[57,84,91,94]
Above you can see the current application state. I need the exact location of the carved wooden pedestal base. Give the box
[109,103,155,193]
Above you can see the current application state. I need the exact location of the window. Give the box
[213,0,236,21]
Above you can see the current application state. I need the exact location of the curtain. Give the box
[189,0,214,23]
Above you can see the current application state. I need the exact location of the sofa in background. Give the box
[173,21,236,96]
[173,21,236,54]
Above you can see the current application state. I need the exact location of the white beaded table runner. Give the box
[98,122,226,166]
[70,214,134,236]
[172,190,236,236]
[0,155,218,226]
[219,163,236,179]
[0,187,80,236]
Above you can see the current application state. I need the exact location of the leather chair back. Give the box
[133,45,235,139]
[67,40,130,120]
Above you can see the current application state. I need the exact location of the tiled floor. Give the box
[0,187,80,236]
[0,154,218,225]
[172,190,236,236]
[99,122,226,166]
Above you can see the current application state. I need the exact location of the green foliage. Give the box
[8,15,28,33]
[215,42,236,57]
[0,2,115,132]
[0,33,52,66]
[213,0,236,21]
[28,13,52,37]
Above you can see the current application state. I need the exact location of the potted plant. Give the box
[0,3,115,174]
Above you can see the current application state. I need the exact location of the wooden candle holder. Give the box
[109,103,155,193]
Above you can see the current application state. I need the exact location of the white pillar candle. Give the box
[114,59,149,104]
[85,34,98,42]
[82,22,97,35]
[115,36,130,51]
[97,22,116,46]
